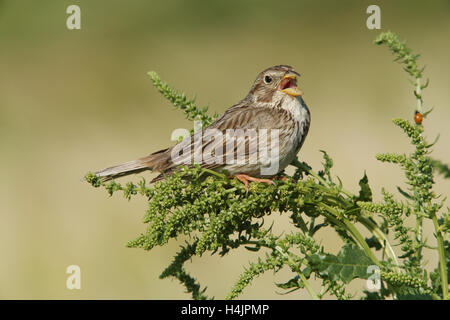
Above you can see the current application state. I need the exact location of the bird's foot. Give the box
[234,174,276,193]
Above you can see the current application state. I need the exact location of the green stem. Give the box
[320,206,382,268]
[415,213,424,266]
[293,160,398,269]
[342,219,382,267]
[293,161,354,199]
[201,168,227,179]
[415,78,423,113]
[298,272,318,300]
[275,246,319,300]
[358,216,399,268]
[431,214,448,300]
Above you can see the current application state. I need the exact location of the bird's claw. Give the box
[234,174,276,193]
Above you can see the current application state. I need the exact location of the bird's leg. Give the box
[234,173,276,193]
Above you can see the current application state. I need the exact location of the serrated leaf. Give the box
[307,245,373,283]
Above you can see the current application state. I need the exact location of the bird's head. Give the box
[248,65,303,104]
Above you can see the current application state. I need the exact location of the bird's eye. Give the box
[264,75,272,84]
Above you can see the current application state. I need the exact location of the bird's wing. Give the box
[163,104,293,172]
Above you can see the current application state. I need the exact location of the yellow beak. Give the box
[280,74,303,97]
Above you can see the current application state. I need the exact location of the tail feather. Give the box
[94,148,172,182]
[95,159,148,182]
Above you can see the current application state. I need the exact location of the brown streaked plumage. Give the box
[94,65,310,187]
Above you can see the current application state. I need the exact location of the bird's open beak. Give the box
[279,74,303,97]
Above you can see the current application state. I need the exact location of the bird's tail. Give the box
[94,159,148,182]
[93,148,171,182]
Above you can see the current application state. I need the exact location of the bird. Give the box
[94,65,311,191]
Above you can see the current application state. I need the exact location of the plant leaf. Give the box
[365,236,382,251]
[307,245,373,283]
[275,275,303,289]
[356,172,373,202]
[397,186,413,200]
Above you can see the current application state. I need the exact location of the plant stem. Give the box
[431,214,448,300]
[415,213,424,267]
[320,206,382,268]
[297,272,318,300]
[415,78,423,113]
[275,246,319,300]
[358,216,400,268]
[293,161,354,199]
[342,219,382,267]
[293,160,396,268]
[201,168,227,179]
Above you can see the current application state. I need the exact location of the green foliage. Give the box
[159,241,209,300]
[86,32,448,300]
[148,71,216,129]
[432,159,450,179]
[374,31,424,79]
[356,173,372,202]
[306,245,372,284]
[358,190,415,260]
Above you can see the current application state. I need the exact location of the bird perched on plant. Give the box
[94,65,310,191]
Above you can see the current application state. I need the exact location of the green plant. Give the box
[85,31,449,300]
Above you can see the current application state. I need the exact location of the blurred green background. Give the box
[0,0,449,299]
